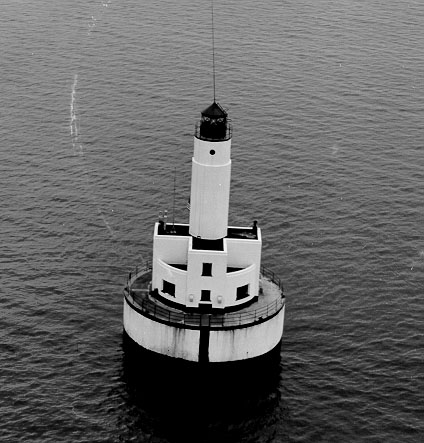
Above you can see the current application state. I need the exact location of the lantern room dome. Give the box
[197,101,230,141]
[201,101,227,118]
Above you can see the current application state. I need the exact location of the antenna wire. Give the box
[211,0,216,102]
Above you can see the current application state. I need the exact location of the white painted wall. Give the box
[189,137,232,239]
[193,137,231,165]
[186,236,228,307]
[151,225,263,308]
[154,259,188,303]
[124,296,285,363]
[152,223,189,302]
[124,298,200,361]
[152,223,189,263]
[224,264,258,305]
[226,229,262,269]
[208,306,285,362]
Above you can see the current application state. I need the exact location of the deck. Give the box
[124,264,285,330]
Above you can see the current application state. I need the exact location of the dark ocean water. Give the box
[1,0,423,441]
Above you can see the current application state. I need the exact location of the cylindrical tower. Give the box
[189,102,231,240]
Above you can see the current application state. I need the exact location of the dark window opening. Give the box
[170,263,188,271]
[202,263,212,276]
[201,290,211,302]
[192,237,224,251]
[236,284,249,300]
[163,280,175,297]
[227,267,243,273]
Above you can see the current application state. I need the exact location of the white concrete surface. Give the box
[124,295,285,363]
[189,137,231,239]
[208,306,285,362]
[124,297,200,361]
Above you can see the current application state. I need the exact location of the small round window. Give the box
[210,149,216,155]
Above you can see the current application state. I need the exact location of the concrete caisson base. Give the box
[208,307,285,362]
[123,296,285,363]
[123,298,200,361]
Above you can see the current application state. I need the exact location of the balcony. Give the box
[124,263,285,330]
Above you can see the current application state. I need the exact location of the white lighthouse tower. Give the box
[123,100,285,363]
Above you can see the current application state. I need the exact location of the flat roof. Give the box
[156,223,259,240]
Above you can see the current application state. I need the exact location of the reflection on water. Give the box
[120,333,287,442]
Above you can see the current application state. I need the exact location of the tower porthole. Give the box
[210,149,215,155]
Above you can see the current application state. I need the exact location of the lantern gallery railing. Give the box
[194,121,232,141]
[124,263,285,330]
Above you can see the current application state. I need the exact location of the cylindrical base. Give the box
[123,297,285,363]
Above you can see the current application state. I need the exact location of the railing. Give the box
[194,121,232,141]
[127,262,152,287]
[261,265,284,293]
[125,288,284,329]
[124,261,285,329]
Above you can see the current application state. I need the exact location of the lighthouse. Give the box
[123,100,285,363]
[189,101,231,240]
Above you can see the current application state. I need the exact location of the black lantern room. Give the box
[197,101,229,141]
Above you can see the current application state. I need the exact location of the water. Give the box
[1,0,423,441]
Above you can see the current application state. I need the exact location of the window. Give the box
[236,284,249,300]
[201,290,211,302]
[162,280,175,297]
[202,263,212,276]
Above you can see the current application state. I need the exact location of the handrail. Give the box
[124,262,285,328]
[124,288,284,329]
[124,261,285,329]
[260,264,284,293]
[127,261,152,287]
[194,121,232,141]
